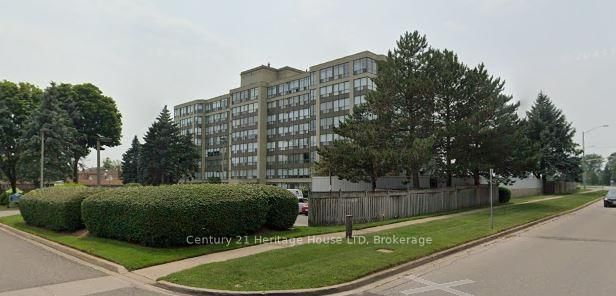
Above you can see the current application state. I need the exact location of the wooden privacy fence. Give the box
[543,181,578,194]
[308,186,498,226]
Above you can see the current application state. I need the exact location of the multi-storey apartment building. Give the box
[174,51,384,188]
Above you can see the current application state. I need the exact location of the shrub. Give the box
[82,184,272,247]
[498,187,512,204]
[20,187,103,231]
[1,188,23,206]
[259,185,298,230]
[123,183,142,187]
[0,191,7,206]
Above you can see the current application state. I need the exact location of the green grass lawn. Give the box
[162,190,605,291]
[0,210,452,270]
[0,191,577,271]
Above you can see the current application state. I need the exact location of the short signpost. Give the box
[345,214,353,238]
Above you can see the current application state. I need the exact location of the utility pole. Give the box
[582,125,609,190]
[490,168,494,230]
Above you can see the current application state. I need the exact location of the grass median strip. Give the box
[161,190,605,291]
[0,210,450,270]
[0,191,579,271]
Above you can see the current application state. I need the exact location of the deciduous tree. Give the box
[0,81,42,193]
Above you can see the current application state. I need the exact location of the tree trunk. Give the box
[473,170,481,185]
[412,170,421,189]
[72,156,80,183]
[371,176,377,192]
[9,167,17,194]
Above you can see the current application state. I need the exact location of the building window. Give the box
[353,58,377,75]
[354,95,366,106]
[353,77,375,92]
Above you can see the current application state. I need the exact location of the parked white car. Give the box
[287,189,304,199]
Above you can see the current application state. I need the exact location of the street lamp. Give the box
[96,136,112,187]
[39,128,50,189]
[220,136,227,181]
[582,125,609,189]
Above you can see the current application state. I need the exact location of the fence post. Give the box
[345,215,353,238]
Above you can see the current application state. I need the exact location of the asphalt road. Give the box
[0,227,176,296]
[350,197,616,296]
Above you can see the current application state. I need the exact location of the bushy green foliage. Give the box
[0,191,7,205]
[1,188,24,205]
[259,186,298,230]
[123,183,142,187]
[82,184,276,247]
[498,187,512,203]
[20,187,103,231]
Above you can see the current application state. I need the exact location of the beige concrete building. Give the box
[173,51,384,188]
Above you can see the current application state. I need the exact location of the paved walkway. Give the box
[0,209,20,218]
[133,193,581,280]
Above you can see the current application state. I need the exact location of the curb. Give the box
[155,196,602,296]
[0,222,128,274]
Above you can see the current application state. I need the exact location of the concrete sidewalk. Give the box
[0,209,20,218]
[133,193,579,281]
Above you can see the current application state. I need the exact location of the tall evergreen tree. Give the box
[387,31,436,188]
[140,106,199,185]
[427,49,467,186]
[317,103,396,191]
[121,136,142,184]
[525,92,581,183]
[453,65,533,185]
[0,81,42,193]
[18,83,77,186]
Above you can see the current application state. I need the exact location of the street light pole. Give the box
[489,168,494,230]
[40,129,45,189]
[582,131,586,190]
[582,125,609,190]
[220,137,227,181]
[96,138,101,186]
[96,137,112,187]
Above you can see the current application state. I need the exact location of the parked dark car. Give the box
[604,190,616,207]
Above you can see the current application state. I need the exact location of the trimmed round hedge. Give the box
[20,187,104,231]
[81,184,292,247]
[498,187,512,203]
[259,186,298,230]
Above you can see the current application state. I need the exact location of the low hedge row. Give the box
[260,186,298,230]
[82,184,297,247]
[20,187,104,231]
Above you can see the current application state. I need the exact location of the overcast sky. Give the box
[1,0,615,167]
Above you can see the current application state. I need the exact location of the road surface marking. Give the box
[401,275,475,296]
